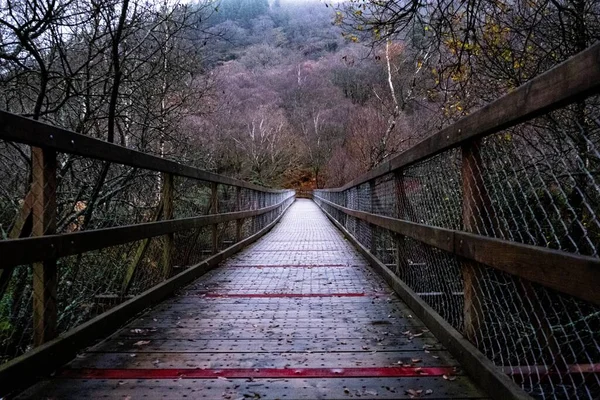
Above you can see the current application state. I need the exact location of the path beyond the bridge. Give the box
[19,199,487,399]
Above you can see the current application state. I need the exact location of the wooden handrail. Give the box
[315,195,600,306]
[0,195,294,269]
[320,41,600,192]
[0,111,285,193]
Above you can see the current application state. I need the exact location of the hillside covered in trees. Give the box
[182,0,438,188]
[1,0,599,191]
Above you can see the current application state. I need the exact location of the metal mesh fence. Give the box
[314,99,600,399]
[0,138,294,366]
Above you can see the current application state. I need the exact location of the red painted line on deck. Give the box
[228,264,349,268]
[203,293,368,298]
[57,367,457,379]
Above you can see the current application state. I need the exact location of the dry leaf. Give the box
[133,340,151,346]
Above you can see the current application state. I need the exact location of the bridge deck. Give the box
[19,200,487,399]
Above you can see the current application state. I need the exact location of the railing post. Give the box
[461,139,487,343]
[32,147,58,346]
[161,173,174,279]
[236,187,243,242]
[394,171,408,279]
[211,182,219,254]
[369,181,377,254]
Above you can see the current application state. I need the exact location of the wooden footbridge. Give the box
[1,43,600,400]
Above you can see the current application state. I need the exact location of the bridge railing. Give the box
[315,42,600,400]
[0,112,294,391]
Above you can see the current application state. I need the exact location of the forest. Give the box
[3,0,597,191]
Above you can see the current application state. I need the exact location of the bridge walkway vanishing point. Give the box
[18,200,487,399]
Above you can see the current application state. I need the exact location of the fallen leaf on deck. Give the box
[133,340,151,346]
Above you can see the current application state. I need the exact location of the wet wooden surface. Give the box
[18,200,488,399]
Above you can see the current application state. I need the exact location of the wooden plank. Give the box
[31,146,58,346]
[67,350,459,369]
[0,110,286,194]
[55,366,460,379]
[319,206,531,400]
[0,198,294,398]
[0,197,292,269]
[316,196,600,306]
[17,376,487,399]
[320,42,600,192]
[113,326,431,340]
[90,337,440,353]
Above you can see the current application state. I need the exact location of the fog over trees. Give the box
[2,0,599,189]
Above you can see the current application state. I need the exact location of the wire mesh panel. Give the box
[0,118,295,369]
[314,65,600,399]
